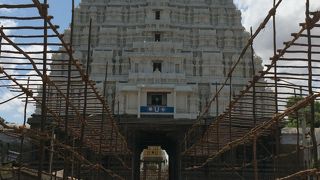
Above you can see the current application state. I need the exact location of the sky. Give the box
[0,0,319,124]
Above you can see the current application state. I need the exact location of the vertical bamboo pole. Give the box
[18,77,30,180]
[99,62,108,178]
[272,0,279,177]
[49,128,55,179]
[39,1,48,179]
[294,88,300,170]
[250,27,256,127]
[306,0,318,168]
[63,0,75,177]
[253,137,258,180]
[216,82,220,151]
[250,27,258,180]
[229,76,232,143]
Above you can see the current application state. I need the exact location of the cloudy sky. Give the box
[0,0,319,124]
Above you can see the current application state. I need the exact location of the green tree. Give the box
[285,96,320,127]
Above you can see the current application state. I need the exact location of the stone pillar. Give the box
[173,90,177,118]
[137,88,141,118]
[126,93,129,114]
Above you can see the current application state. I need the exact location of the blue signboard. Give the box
[140,106,174,113]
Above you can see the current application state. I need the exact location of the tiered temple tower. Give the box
[62,0,262,119]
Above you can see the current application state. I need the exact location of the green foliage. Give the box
[285,96,320,127]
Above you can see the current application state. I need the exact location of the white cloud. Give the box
[234,0,320,105]
[0,44,50,124]
[0,8,46,124]
[234,0,320,64]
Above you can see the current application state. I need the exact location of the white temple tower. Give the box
[60,0,262,120]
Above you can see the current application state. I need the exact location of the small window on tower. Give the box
[147,92,167,106]
[155,10,161,20]
[155,33,161,42]
[153,62,162,72]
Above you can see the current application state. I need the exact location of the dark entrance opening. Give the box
[131,131,181,180]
